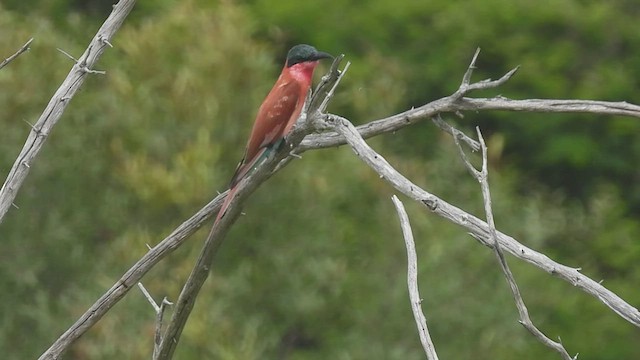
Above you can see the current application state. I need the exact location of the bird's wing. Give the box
[228,79,301,187]
[245,79,301,162]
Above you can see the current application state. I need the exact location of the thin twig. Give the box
[431,115,480,151]
[318,61,350,114]
[56,48,79,63]
[138,282,160,313]
[0,38,33,70]
[455,47,481,97]
[137,283,174,359]
[310,54,345,113]
[457,97,640,118]
[154,297,172,359]
[391,195,439,360]
[453,127,577,360]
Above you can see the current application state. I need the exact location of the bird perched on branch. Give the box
[214,44,333,224]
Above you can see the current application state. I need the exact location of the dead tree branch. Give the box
[0,38,33,71]
[321,112,639,328]
[137,283,173,359]
[453,127,576,359]
[0,0,136,226]
[392,195,439,360]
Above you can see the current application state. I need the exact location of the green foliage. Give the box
[1,1,639,359]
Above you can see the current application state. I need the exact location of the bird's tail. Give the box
[213,185,239,226]
[228,146,271,189]
[215,142,281,226]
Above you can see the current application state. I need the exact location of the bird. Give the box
[214,44,333,225]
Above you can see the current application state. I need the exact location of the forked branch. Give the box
[453,126,576,359]
[137,283,173,359]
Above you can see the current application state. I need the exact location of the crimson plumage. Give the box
[214,45,332,224]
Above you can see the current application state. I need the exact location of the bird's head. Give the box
[285,44,333,68]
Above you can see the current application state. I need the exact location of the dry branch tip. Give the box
[56,48,79,63]
[0,37,33,70]
[461,47,481,86]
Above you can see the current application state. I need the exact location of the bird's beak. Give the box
[313,51,334,61]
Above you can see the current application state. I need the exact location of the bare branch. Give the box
[318,60,350,114]
[138,282,161,313]
[459,48,481,89]
[391,195,439,360]
[155,133,298,360]
[0,0,136,226]
[451,127,482,176]
[318,114,640,328]
[0,38,33,70]
[137,283,174,359]
[451,47,519,100]
[154,298,172,359]
[37,171,217,360]
[458,97,640,117]
[56,48,80,63]
[432,115,480,152]
[298,99,640,154]
[454,128,576,359]
[310,54,346,114]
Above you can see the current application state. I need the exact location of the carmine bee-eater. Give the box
[214,44,333,225]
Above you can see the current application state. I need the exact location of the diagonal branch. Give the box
[453,127,576,359]
[0,0,137,226]
[37,163,216,360]
[319,113,640,328]
[0,38,33,71]
[432,114,480,151]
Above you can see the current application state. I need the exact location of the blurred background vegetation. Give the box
[1,0,639,358]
